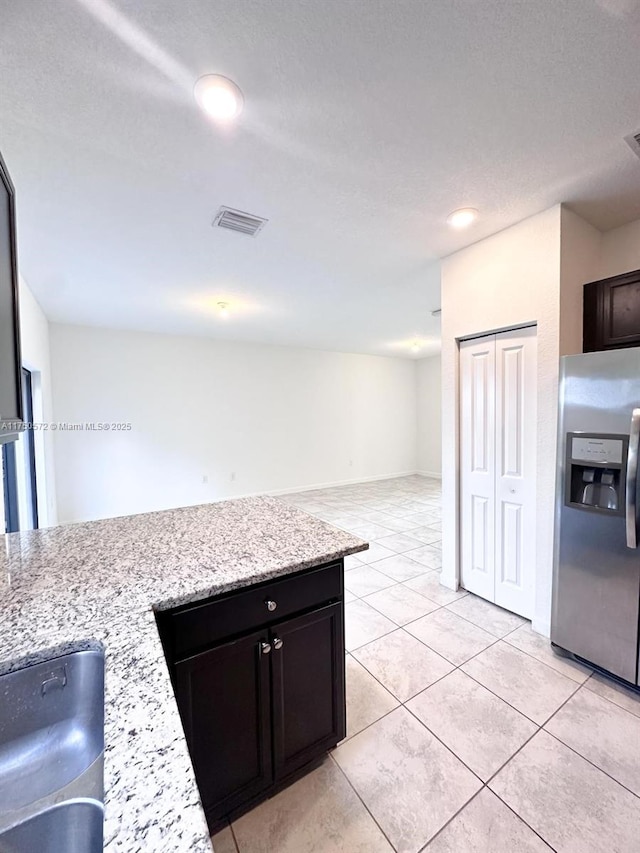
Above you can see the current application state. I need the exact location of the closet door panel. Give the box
[494,327,537,618]
[460,336,496,601]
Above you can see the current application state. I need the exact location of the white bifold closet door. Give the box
[460,326,537,619]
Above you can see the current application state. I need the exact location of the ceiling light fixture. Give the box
[194,74,244,121]
[411,340,422,354]
[446,208,478,229]
[217,301,230,318]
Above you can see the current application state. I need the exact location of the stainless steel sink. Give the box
[0,799,103,853]
[0,650,105,850]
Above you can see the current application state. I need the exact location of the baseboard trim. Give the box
[59,471,427,524]
[531,617,550,638]
[262,470,422,497]
[416,470,442,480]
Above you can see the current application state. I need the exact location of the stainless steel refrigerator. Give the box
[552,348,640,686]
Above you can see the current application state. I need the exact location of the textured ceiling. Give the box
[1,0,640,357]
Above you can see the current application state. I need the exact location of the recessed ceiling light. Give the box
[217,301,230,318]
[446,208,478,229]
[411,340,422,354]
[194,74,244,121]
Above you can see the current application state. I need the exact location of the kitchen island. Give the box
[0,496,367,851]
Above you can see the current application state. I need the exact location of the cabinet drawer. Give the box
[166,562,342,661]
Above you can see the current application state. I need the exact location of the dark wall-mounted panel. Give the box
[584,269,640,353]
[0,151,23,434]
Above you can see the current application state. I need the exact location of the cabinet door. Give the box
[584,270,640,352]
[174,629,272,822]
[270,602,345,781]
[601,272,640,349]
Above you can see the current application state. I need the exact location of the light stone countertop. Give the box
[0,495,367,852]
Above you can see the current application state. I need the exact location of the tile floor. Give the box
[212,475,640,853]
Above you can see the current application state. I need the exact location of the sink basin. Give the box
[0,649,104,811]
[0,799,103,853]
[0,649,104,848]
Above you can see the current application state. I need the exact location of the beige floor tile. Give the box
[344,600,396,651]
[344,565,397,596]
[382,506,417,519]
[545,687,640,796]
[325,501,362,513]
[363,584,440,626]
[350,522,395,540]
[405,607,494,664]
[376,516,423,533]
[374,532,425,554]
[353,629,453,701]
[232,759,393,853]
[504,624,592,683]
[372,554,427,582]
[395,499,427,513]
[405,526,442,545]
[490,731,640,853]
[403,572,467,607]
[296,501,331,513]
[461,642,578,724]
[357,542,398,564]
[211,824,238,853]
[281,478,640,853]
[357,510,397,523]
[402,544,442,570]
[446,594,526,638]
[334,707,481,853]
[408,670,537,780]
[402,511,439,526]
[345,655,399,738]
[332,514,366,530]
[425,788,552,852]
[585,671,640,718]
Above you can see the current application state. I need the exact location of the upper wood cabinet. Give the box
[584,269,640,353]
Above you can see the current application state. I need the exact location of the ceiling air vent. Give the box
[624,131,640,161]
[213,206,268,237]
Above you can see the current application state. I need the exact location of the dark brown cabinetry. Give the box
[174,628,273,819]
[583,269,640,353]
[271,603,344,781]
[0,150,24,437]
[157,561,345,831]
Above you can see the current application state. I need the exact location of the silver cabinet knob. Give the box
[273,637,283,650]
[265,599,277,612]
[260,641,272,655]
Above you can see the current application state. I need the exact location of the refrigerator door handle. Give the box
[625,407,640,549]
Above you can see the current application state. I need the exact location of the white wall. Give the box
[441,205,563,636]
[440,204,607,636]
[17,276,57,526]
[50,325,419,523]
[416,356,441,477]
[598,217,640,280]
[559,208,601,356]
